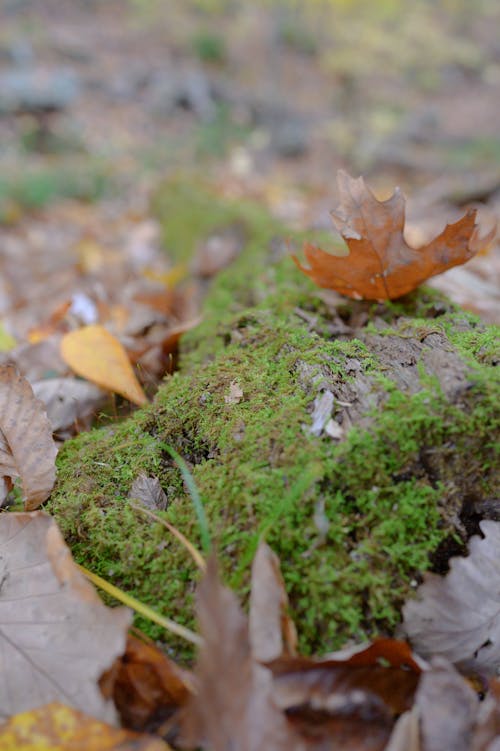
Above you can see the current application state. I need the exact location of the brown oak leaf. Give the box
[294,170,495,300]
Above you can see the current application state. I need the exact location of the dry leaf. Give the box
[0,364,57,510]
[415,658,478,751]
[180,556,298,751]
[32,377,107,436]
[472,679,500,751]
[402,520,500,674]
[294,170,495,300]
[224,380,244,405]
[129,474,169,511]
[60,324,148,406]
[0,512,132,723]
[111,634,191,736]
[181,551,424,751]
[0,702,169,750]
[249,541,297,662]
[384,708,421,751]
[267,639,421,751]
[192,223,246,278]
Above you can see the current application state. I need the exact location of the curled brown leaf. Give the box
[294,170,495,301]
[0,364,57,509]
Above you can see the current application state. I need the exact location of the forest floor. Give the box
[0,2,500,749]
[0,0,499,325]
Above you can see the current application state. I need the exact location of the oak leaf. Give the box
[294,170,495,300]
[402,520,500,674]
[0,364,57,510]
[60,324,147,406]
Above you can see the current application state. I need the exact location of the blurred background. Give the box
[0,0,499,318]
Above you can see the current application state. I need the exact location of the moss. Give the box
[49,179,500,661]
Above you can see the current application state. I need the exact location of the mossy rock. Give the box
[49,179,500,659]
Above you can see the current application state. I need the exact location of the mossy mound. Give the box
[49,180,499,659]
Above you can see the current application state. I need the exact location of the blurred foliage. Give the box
[195,104,251,157]
[277,20,318,56]
[191,31,227,63]
[0,162,112,224]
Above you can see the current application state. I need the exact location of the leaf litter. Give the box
[2,489,500,748]
[0,166,497,746]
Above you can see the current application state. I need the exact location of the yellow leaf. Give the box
[0,703,169,750]
[0,322,16,352]
[143,264,186,288]
[60,325,147,407]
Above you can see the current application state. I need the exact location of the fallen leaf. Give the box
[129,474,169,511]
[402,520,500,674]
[0,322,16,352]
[415,658,478,751]
[0,512,132,723]
[309,390,334,436]
[180,556,297,751]
[32,377,107,436]
[192,223,246,278]
[60,324,148,406]
[0,364,57,510]
[2,336,67,383]
[472,679,500,751]
[267,639,421,750]
[249,540,297,662]
[294,170,496,300]
[111,634,191,736]
[27,300,72,343]
[0,703,169,750]
[224,380,244,405]
[384,708,421,751]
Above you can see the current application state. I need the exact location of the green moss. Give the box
[49,180,500,661]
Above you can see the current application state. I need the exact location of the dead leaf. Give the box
[111,634,191,737]
[294,170,496,300]
[384,708,421,751]
[224,380,244,405]
[309,390,334,436]
[0,365,57,510]
[472,679,500,751]
[1,336,67,383]
[0,702,169,750]
[129,474,169,511]
[0,512,132,723]
[32,377,107,437]
[267,639,422,750]
[192,223,246,278]
[249,540,297,662]
[415,658,478,751]
[402,520,500,675]
[60,324,148,406]
[0,321,16,352]
[180,556,298,751]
